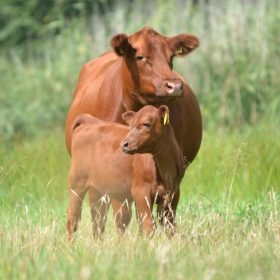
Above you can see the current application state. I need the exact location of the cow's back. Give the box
[65,51,124,153]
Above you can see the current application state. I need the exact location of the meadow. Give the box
[0,0,279,279]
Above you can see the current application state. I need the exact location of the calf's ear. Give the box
[158,105,170,126]
[122,111,135,125]
[168,34,199,56]
[111,34,135,56]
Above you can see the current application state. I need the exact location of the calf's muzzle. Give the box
[121,140,133,154]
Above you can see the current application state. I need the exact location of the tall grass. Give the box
[0,129,279,278]
[0,124,279,279]
[1,201,280,278]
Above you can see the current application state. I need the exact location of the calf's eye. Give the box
[143,122,151,128]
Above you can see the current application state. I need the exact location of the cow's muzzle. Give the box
[165,80,183,96]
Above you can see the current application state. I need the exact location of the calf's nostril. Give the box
[123,141,129,148]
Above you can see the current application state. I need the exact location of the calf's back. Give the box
[69,114,156,200]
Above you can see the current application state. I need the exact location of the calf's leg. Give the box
[88,188,110,238]
[112,198,132,234]
[132,186,155,236]
[66,185,87,242]
[157,189,180,237]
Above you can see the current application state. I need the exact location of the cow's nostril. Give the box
[166,82,175,90]
[176,81,183,89]
[165,80,183,96]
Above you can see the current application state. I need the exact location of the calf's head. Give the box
[111,27,199,102]
[121,105,170,154]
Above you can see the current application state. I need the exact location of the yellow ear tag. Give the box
[119,48,124,55]
[163,112,170,125]
[175,46,183,55]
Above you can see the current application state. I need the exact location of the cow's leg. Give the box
[112,198,132,234]
[66,185,87,242]
[88,189,110,238]
[132,186,155,236]
[157,203,166,226]
[169,188,180,228]
[157,189,180,237]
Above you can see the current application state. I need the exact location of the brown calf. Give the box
[67,105,185,240]
[121,105,185,232]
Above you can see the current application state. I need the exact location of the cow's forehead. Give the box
[132,26,161,39]
[129,28,170,56]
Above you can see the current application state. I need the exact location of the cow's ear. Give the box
[158,105,170,126]
[168,34,199,56]
[122,111,135,125]
[111,34,134,56]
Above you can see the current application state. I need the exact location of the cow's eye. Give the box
[136,55,145,61]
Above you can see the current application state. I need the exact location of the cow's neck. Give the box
[153,126,185,192]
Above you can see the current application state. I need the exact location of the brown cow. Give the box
[67,105,184,240]
[65,27,202,232]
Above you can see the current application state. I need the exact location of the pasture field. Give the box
[0,126,279,279]
[0,0,280,279]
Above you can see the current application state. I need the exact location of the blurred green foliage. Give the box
[0,0,116,47]
[0,0,279,142]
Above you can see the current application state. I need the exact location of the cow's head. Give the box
[111,27,199,102]
[121,105,170,154]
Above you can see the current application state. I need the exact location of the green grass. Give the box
[0,187,279,279]
[1,0,280,278]
[0,126,279,279]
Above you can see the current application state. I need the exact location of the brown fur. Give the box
[67,106,185,240]
[65,27,202,234]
